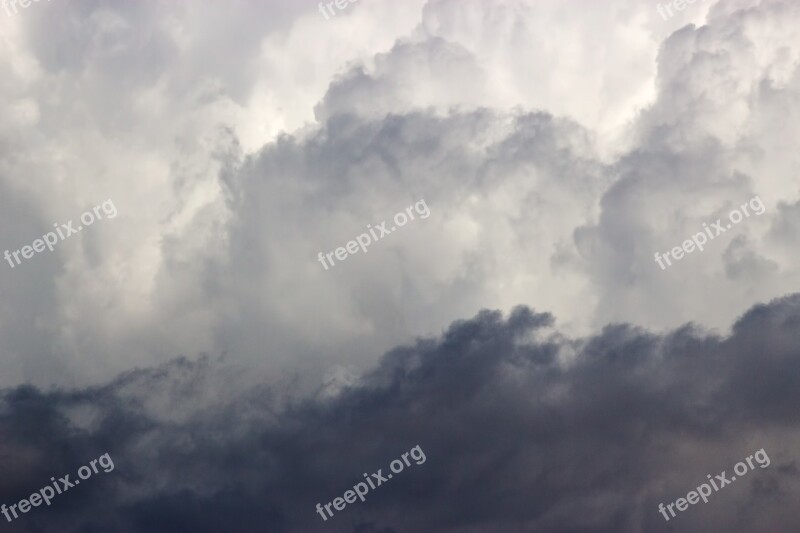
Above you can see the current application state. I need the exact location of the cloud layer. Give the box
[1,0,800,529]
[2,294,800,531]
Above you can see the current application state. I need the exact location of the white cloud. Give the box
[0,0,798,390]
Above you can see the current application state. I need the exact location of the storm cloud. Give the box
[2,0,800,530]
[1,294,799,531]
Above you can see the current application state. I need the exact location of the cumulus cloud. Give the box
[1,0,800,528]
[0,0,794,391]
[2,295,800,531]
[577,0,800,332]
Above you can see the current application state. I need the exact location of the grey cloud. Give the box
[314,37,490,122]
[2,296,800,531]
[722,235,778,280]
[212,107,602,383]
[1,2,799,529]
[575,0,800,331]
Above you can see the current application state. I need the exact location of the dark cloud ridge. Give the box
[3,296,800,532]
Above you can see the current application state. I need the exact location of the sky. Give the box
[1,0,799,531]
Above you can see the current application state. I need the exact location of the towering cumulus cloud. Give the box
[0,0,799,530]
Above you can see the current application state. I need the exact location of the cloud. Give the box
[0,0,795,390]
[2,295,800,531]
[1,0,799,530]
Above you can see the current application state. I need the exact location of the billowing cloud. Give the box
[0,0,795,392]
[1,294,800,531]
[1,0,800,529]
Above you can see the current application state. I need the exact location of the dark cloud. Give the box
[2,296,800,531]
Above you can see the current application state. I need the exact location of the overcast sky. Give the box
[1,0,799,531]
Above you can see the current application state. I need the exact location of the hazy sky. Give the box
[1,0,799,531]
